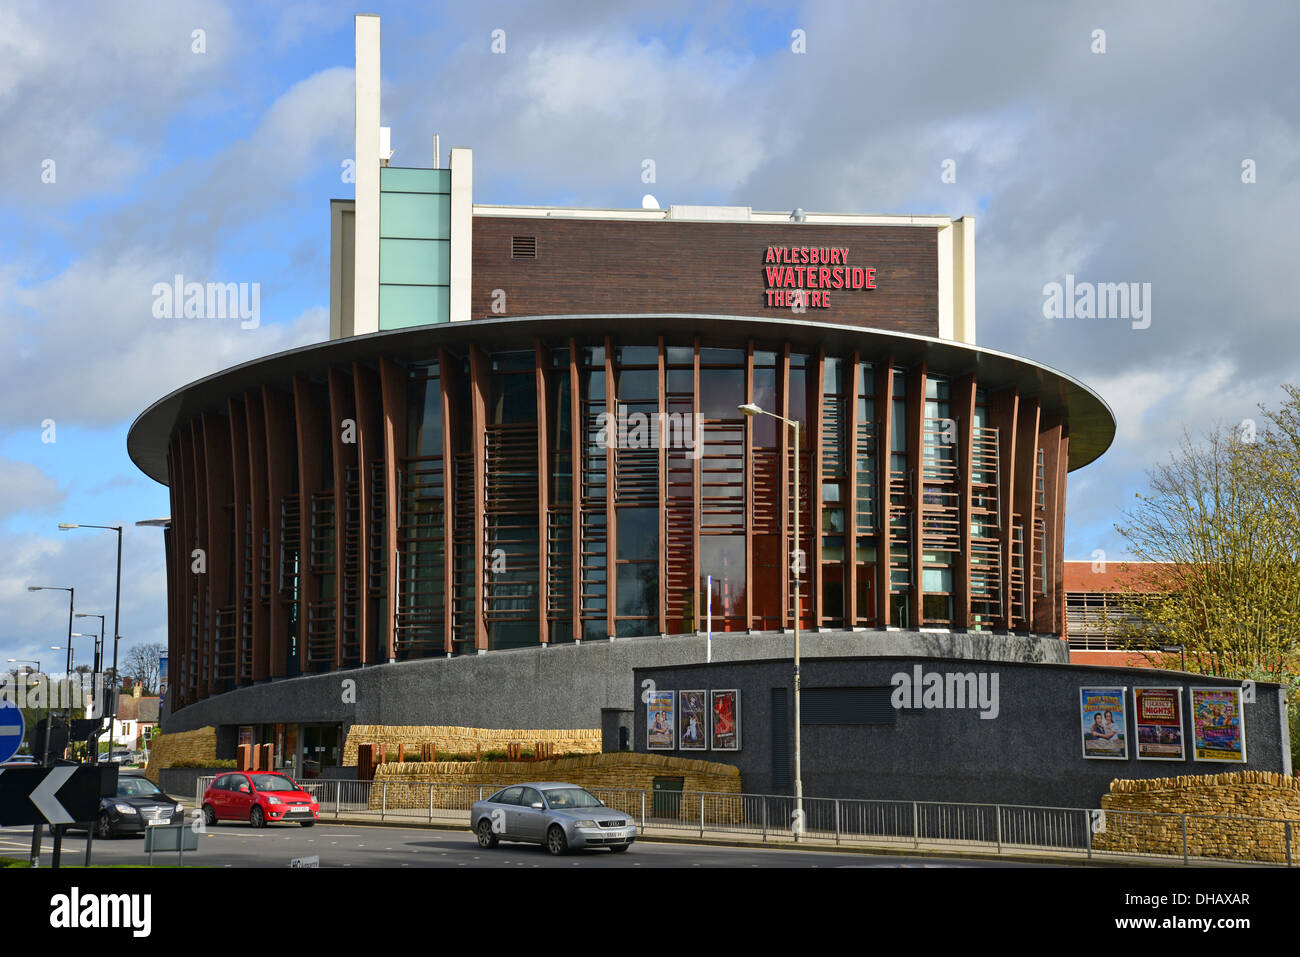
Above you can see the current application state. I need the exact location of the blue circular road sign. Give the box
[0,698,25,764]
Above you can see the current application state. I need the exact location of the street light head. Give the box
[58,523,78,530]
[738,403,763,417]
[27,586,42,592]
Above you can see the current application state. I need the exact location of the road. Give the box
[0,821,1049,868]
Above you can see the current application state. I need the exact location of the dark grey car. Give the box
[470,782,637,855]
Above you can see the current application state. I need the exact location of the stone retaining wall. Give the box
[1093,771,1300,863]
[342,724,601,767]
[142,726,218,784]
[368,751,743,824]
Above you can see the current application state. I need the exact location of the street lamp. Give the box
[74,613,107,763]
[59,523,123,752]
[738,401,805,840]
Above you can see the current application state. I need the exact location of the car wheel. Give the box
[96,813,113,840]
[203,804,217,826]
[476,819,499,848]
[546,825,569,856]
[300,820,315,827]
[250,805,265,828]
[610,843,631,853]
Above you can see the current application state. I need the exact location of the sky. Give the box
[2,0,1298,674]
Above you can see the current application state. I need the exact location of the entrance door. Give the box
[299,724,341,779]
[652,776,684,820]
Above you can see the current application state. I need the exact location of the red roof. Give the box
[1063,561,1179,593]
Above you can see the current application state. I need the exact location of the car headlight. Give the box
[573,820,597,828]
[114,804,137,814]
[266,796,283,805]
[174,803,185,813]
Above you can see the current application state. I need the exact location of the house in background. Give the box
[108,683,161,751]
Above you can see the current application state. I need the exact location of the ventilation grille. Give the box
[511,235,537,259]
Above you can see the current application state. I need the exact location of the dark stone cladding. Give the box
[160,629,1070,736]
[633,656,1291,809]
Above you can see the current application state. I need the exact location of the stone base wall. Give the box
[342,725,601,767]
[369,752,743,824]
[1094,771,1300,863]
[142,726,218,784]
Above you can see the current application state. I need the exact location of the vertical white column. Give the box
[353,14,381,336]
[449,146,474,323]
[954,216,977,345]
[936,221,954,342]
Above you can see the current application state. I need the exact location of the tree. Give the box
[121,642,166,696]
[1115,387,1300,765]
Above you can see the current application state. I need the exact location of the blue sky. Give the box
[3,0,1299,672]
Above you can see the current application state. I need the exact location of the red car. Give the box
[201,771,319,828]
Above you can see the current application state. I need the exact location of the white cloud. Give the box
[0,457,64,520]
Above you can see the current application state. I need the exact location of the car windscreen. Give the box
[541,787,602,809]
[117,778,165,799]
[250,774,301,792]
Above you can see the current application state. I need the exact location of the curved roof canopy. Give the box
[128,314,1117,485]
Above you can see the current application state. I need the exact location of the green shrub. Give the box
[166,759,236,769]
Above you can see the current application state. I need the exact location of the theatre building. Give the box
[128,17,1151,778]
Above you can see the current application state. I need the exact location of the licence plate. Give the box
[146,818,166,826]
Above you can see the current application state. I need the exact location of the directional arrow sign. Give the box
[30,766,77,824]
[0,764,116,827]
[0,698,23,763]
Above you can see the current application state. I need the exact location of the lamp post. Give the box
[59,524,123,754]
[738,402,805,841]
[74,613,106,762]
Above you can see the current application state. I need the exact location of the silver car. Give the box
[471,782,637,855]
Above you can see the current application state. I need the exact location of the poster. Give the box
[1080,686,1128,759]
[710,689,741,751]
[647,691,676,750]
[679,690,709,750]
[1190,687,1246,763]
[1133,687,1185,760]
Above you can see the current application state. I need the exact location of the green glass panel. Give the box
[380,167,451,193]
[380,238,450,285]
[380,285,450,328]
[381,192,451,239]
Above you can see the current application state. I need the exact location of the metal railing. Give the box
[190,776,1297,866]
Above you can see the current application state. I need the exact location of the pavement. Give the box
[177,800,1239,868]
[0,821,1043,868]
